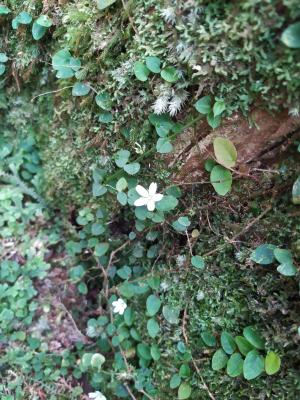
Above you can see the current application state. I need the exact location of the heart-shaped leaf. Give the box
[72,82,91,96]
[250,244,276,265]
[227,353,243,377]
[134,61,150,81]
[146,56,161,73]
[156,138,173,153]
[194,96,212,114]
[243,350,264,380]
[265,351,281,375]
[212,349,228,370]
[146,294,161,316]
[210,165,232,195]
[281,22,300,49]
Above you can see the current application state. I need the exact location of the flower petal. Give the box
[134,197,148,207]
[148,182,157,196]
[136,185,149,197]
[153,193,163,202]
[147,199,156,211]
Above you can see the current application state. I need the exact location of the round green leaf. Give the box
[123,162,140,175]
[194,96,212,114]
[221,331,236,354]
[115,149,130,168]
[170,374,181,389]
[156,195,178,212]
[212,349,228,370]
[213,137,237,168]
[200,331,216,347]
[281,22,300,49]
[151,344,161,361]
[204,159,216,172]
[90,353,105,370]
[72,82,91,96]
[147,318,160,338]
[146,294,161,316]
[161,66,179,83]
[0,53,8,63]
[178,383,192,400]
[32,21,47,40]
[0,5,11,15]
[213,100,226,117]
[191,255,205,270]
[36,15,53,27]
[134,61,150,81]
[274,248,293,264]
[95,92,112,110]
[227,353,243,377]
[145,56,161,73]
[97,0,117,10]
[243,350,264,380]
[210,165,232,196]
[277,262,297,277]
[265,351,281,375]
[162,305,180,324]
[99,111,113,124]
[137,343,152,360]
[243,326,265,350]
[94,242,109,257]
[250,244,276,265]
[207,112,221,129]
[235,336,254,356]
[156,138,173,153]
[116,177,127,192]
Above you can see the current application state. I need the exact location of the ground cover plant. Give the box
[0,0,300,399]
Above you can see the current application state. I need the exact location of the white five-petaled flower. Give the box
[112,298,127,315]
[88,391,107,400]
[134,183,163,212]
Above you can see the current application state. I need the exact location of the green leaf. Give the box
[170,374,181,389]
[292,176,300,204]
[243,350,264,380]
[156,138,173,153]
[277,262,297,276]
[95,92,112,110]
[99,111,113,124]
[116,177,127,192]
[213,100,226,117]
[91,223,105,236]
[207,112,221,129]
[115,149,130,168]
[213,137,237,168]
[145,56,161,73]
[191,255,205,270]
[274,248,293,264]
[161,66,179,83]
[235,336,254,356]
[179,364,191,378]
[250,244,276,265]
[116,265,131,280]
[147,318,160,338]
[72,82,91,96]
[265,351,281,375]
[123,307,134,326]
[200,331,216,347]
[134,61,150,81]
[194,96,212,114]
[32,21,47,40]
[227,353,243,377]
[281,22,300,49]
[212,349,228,370]
[0,53,8,63]
[210,165,232,196]
[204,159,216,172]
[0,64,5,76]
[0,5,11,15]
[178,383,192,400]
[12,11,32,28]
[97,0,117,10]
[94,242,109,257]
[123,162,140,175]
[151,344,161,361]
[36,15,53,27]
[92,183,107,197]
[156,195,178,212]
[146,294,161,316]
[221,332,236,354]
[162,305,180,324]
[243,327,265,350]
[90,353,105,370]
[137,343,152,360]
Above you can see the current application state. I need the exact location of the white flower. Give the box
[112,298,127,315]
[134,183,163,212]
[88,391,106,400]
